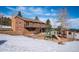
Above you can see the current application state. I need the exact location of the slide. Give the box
[55,34,61,41]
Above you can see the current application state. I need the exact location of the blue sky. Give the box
[0,6,79,29]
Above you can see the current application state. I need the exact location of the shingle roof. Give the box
[15,16,45,24]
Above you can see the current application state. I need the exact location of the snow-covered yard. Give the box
[0,34,79,52]
[0,25,11,28]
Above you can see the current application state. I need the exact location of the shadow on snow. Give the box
[0,40,7,45]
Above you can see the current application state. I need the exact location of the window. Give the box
[25,22,29,26]
[19,22,21,24]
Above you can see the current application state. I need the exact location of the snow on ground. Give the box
[0,34,79,52]
[0,25,11,28]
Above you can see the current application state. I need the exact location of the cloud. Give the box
[49,18,60,28]
[7,6,26,11]
[6,6,57,17]
[29,7,43,13]
[46,18,79,29]
[51,18,79,29]
[45,13,50,16]
[6,7,16,11]
[6,6,27,16]
[67,18,79,29]
[16,6,26,11]
[0,12,11,17]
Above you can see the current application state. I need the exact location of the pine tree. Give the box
[0,17,11,26]
[46,19,52,28]
[35,16,39,20]
[0,16,3,25]
[0,18,1,25]
[7,18,11,26]
[17,11,22,17]
[46,19,52,31]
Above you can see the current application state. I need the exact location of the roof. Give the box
[15,16,45,24]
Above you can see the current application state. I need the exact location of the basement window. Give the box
[69,32,71,35]
[19,22,21,24]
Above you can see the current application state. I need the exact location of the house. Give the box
[66,29,79,40]
[11,16,46,35]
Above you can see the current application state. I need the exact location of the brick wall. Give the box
[12,16,25,35]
